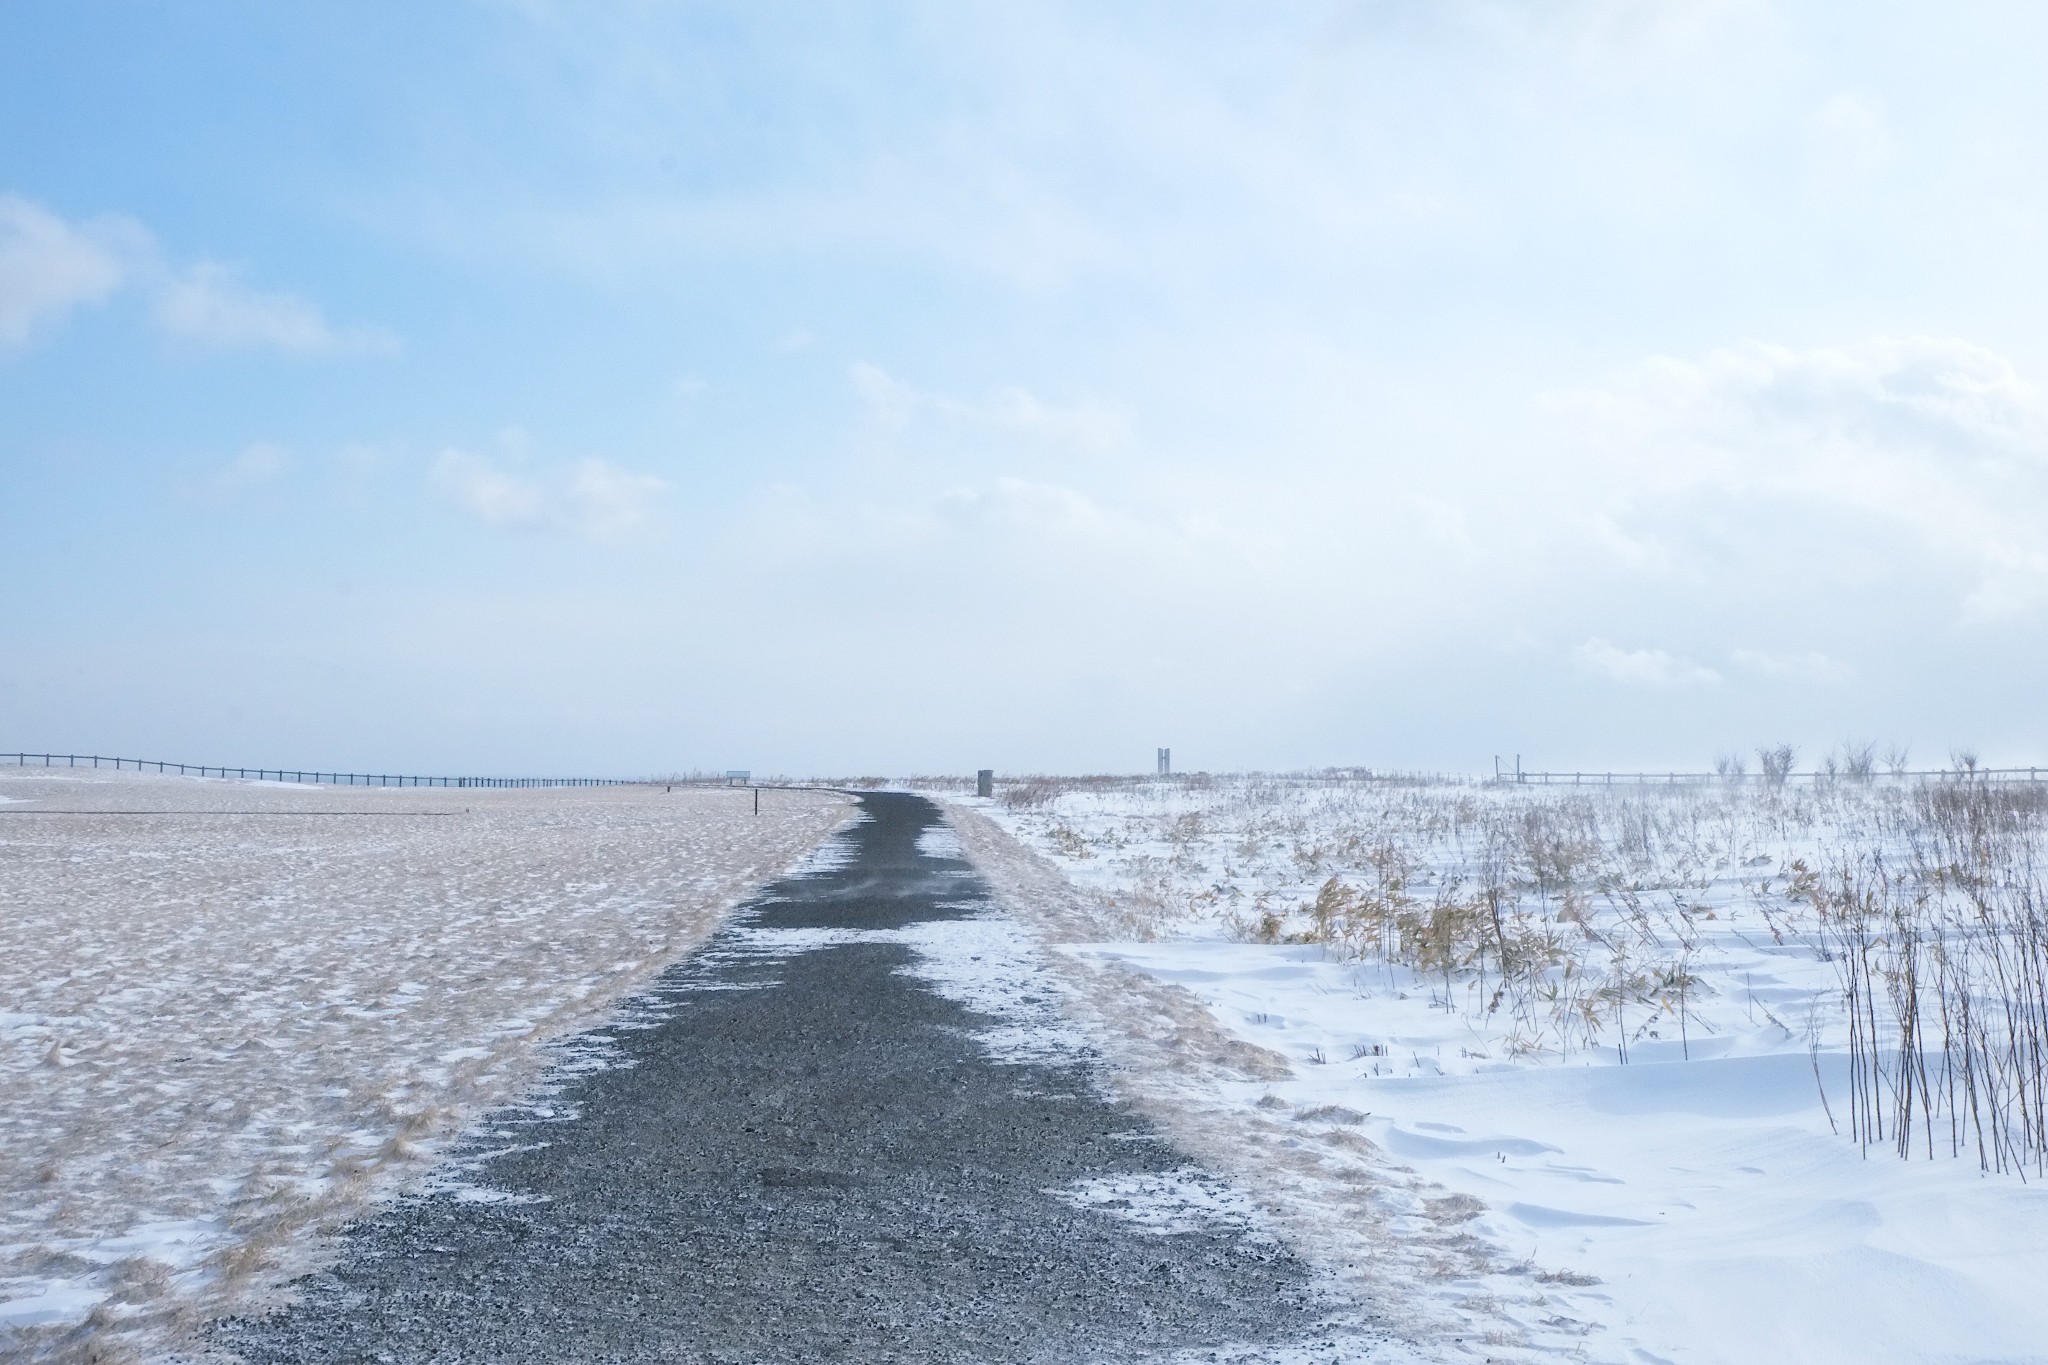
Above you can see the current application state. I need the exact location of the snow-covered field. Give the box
[962,774,2048,1365]
[0,768,852,1362]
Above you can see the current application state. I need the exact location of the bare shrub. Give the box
[1757,744,1797,786]
[1840,741,1877,783]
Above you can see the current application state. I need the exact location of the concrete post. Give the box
[976,769,994,799]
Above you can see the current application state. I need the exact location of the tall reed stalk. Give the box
[1812,783,2048,1174]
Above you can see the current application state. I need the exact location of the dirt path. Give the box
[212,793,1346,1364]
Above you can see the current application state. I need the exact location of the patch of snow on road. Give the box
[915,821,965,860]
[696,912,1095,1069]
[783,813,868,878]
[894,910,1094,1067]
[1049,1166,1276,1241]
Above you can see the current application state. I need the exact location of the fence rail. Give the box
[1493,766,2048,787]
[4,752,654,789]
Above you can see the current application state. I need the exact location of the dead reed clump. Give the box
[1809,780,2048,1174]
[997,777,1069,810]
[994,765,2048,1163]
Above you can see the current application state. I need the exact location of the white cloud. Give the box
[1557,335,2048,618]
[0,195,133,345]
[433,449,547,527]
[1565,336,2043,458]
[936,476,1116,540]
[850,361,918,433]
[1574,638,1721,686]
[564,458,669,538]
[1732,647,1853,684]
[432,448,668,540]
[0,192,396,357]
[850,362,1131,453]
[212,442,290,495]
[154,263,398,354]
[986,387,1132,453]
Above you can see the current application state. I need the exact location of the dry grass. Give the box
[984,768,2048,1142]
[1807,781,2048,1172]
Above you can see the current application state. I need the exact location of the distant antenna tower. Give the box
[1157,747,1171,776]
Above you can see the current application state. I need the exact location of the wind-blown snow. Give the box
[706,907,1094,1069]
[1047,1166,1276,1242]
[0,769,852,1359]
[914,820,965,860]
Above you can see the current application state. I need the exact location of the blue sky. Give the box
[6,1,2048,776]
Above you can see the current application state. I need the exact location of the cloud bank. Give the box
[0,193,392,355]
[432,448,669,541]
[0,195,134,345]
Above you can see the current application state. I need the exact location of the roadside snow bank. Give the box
[1083,937,2048,1365]
[961,775,2048,1365]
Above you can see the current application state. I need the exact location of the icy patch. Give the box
[1048,1166,1275,1241]
[0,1216,232,1329]
[0,1276,103,1329]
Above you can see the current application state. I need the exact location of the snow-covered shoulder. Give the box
[972,774,2048,1365]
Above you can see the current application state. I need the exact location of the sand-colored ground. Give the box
[0,768,852,1361]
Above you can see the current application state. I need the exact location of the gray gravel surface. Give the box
[212,793,1335,1364]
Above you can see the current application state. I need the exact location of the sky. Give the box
[6,1,2048,778]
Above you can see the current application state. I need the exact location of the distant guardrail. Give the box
[3,752,655,789]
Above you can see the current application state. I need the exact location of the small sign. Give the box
[726,769,751,784]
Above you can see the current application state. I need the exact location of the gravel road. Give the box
[213,792,1336,1364]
